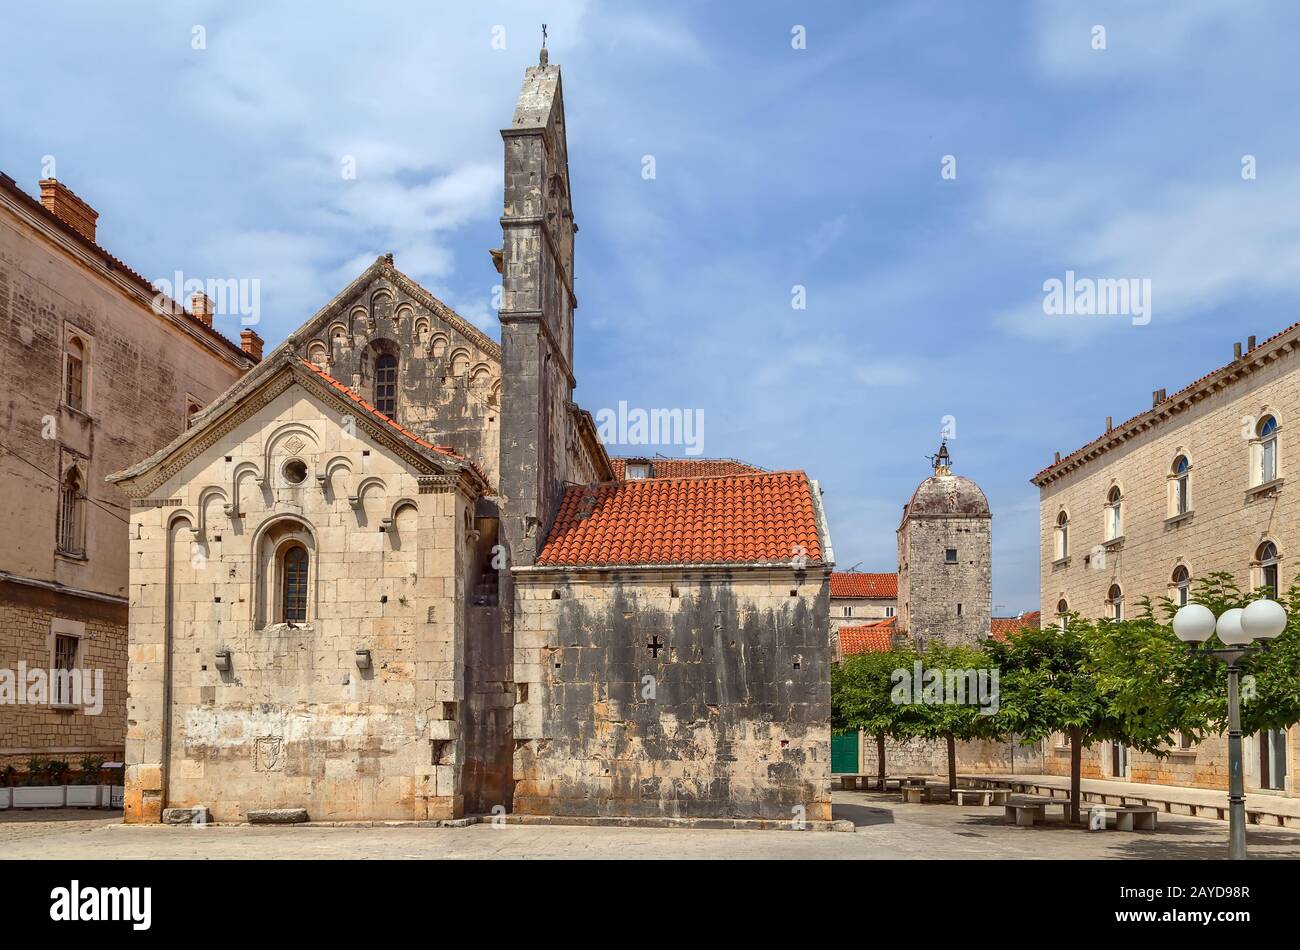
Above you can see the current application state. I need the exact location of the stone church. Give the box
[109,53,834,825]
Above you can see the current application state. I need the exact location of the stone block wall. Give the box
[510,567,833,821]
[121,383,475,822]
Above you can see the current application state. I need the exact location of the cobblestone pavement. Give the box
[4,791,1300,859]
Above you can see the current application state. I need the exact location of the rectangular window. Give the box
[842,606,852,618]
[53,634,78,705]
[885,607,895,618]
[626,463,652,479]
[1262,439,1277,484]
[945,548,957,563]
[956,603,963,617]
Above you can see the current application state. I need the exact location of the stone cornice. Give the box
[1032,329,1300,488]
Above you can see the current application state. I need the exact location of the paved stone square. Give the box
[4,791,1300,859]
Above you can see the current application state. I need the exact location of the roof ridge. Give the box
[598,469,805,487]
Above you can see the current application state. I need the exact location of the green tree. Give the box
[899,641,1004,793]
[831,645,919,787]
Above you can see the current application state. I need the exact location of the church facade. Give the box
[109,54,834,824]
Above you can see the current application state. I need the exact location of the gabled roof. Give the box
[0,171,251,366]
[1032,321,1300,486]
[609,457,765,480]
[840,619,897,655]
[830,572,897,599]
[536,471,826,567]
[107,352,489,496]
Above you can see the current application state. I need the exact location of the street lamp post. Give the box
[1171,599,1287,860]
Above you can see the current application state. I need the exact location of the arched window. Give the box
[1171,455,1190,515]
[1107,584,1123,621]
[1105,486,1123,540]
[186,401,202,429]
[65,337,85,412]
[281,544,309,622]
[374,354,398,417]
[1056,599,1069,633]
[1054,510,1069,560]
[1172,565,1191,607]
[57,468,84,555]
[1256,541,1280,598]
[1258,416,1279,484]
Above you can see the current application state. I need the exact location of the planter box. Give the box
[13,786,65,808]
[8,784,121,809]
[65,786,102,807]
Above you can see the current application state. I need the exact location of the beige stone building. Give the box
[1033,326,1300,797]
[108,52,834,825]
[0,173,254,768]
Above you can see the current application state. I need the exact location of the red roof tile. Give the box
[830,572,897,598]
[990,611,1041,642]
[537,471,823,566]
[840,619,897,655]
[610,457,765,480]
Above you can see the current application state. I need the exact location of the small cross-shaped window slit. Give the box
[647,635,664,658]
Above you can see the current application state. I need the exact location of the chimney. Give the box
[38,179,98,244]
[191,293,214,328]
[1105,416,1113,432]
[1234,342,1243,360]
[239,328,263,360]
[1054,451,1061,464]
[1248,335,1257,351]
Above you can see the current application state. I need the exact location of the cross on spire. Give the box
[539,23,549,66]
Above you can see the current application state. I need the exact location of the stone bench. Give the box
[954,788,1010,807]
[1004,797,1070,826]
[901,785,930,804]
[1110,806,1158,831]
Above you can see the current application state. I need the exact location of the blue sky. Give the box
[4,0,1300,612]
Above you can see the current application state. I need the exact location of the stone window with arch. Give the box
[56,465,85,557]
[1253,414,1280,486]
[1106,583,1123,621]
[1054,509,1069,560]
[64,332,88,413]
[1056,598,1069,632]
[1172,565,1191,607]
[255,517,316,628]
[1104,486,1123,541]
[1169,454,1191,516]
[360,340,400,418]
[1254,540,1281,599]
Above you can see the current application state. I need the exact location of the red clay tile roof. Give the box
[840,618,897,655]
[1032,322,1300,484]
[610,457,765,480]
[296,358,475,467]
[990,611,1041,642]
[537,471,823,566]
[830,572,898,598]
[0,172,252,365]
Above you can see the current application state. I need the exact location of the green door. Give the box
[831,732,859,774]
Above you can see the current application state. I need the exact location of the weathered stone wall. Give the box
[290,271,502,494]
[510,568,833,821]
[899,516,992,646]
[0,182,248,764]
[120,382,475,822]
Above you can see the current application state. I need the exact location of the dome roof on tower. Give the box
[903,473,991,519]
